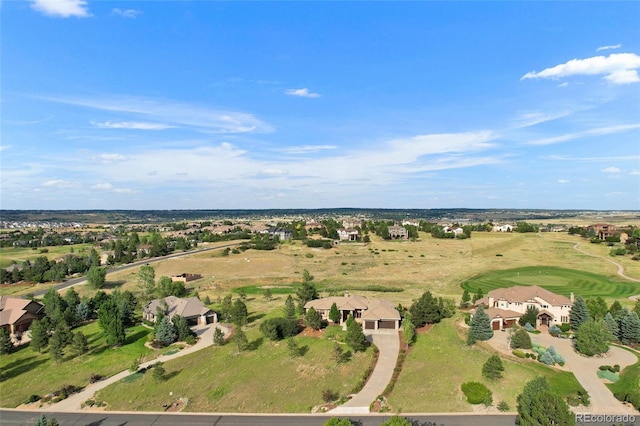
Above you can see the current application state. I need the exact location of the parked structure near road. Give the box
[171,273,202,283]
[0,296,44,339]
[143,296,217,326]
[304,295,401,330]
[473,285,573,331]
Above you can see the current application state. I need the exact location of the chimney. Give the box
[570,292,574,303]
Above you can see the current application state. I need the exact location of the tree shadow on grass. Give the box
[247,337,264,351]
[101,280,126,290]
[0,357,48,381]
[124,329,149,345]
[247,313,266,324]
[164,369,182,381]
[298,345,310,357]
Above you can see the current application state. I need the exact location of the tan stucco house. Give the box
[143,296,217,326]
[0,296,44,337]
[304,295,401,330]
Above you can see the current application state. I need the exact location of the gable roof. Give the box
[144,296,214,319]
[487,285,572,306]
[0,296,44,327]
[305,296,400,321]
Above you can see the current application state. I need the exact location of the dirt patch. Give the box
[165,398,186,412]
[299,326,326,338]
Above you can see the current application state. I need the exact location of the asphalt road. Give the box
[0,410,519,426]
[30,242,242,297]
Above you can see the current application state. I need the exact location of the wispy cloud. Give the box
[31,0,91,18]
[278,145,338,154]
[511,110,573,129]
[629,170,640,176]
[42,95,273,134]
[94,153,128,163]
[91,182,139,194]
[112,8,142,19]
[42,179,79,188]
[0,145,10,152]
[601,167,621,173]
[597,44,621,52]
[557,179,571,184]
[92,121,174,130]
[285,88,321,98]
[526,123,640,146]
[521,53,640,85]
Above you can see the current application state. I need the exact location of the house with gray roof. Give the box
[143,296,217,326]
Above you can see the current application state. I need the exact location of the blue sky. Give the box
[2,1,639,210]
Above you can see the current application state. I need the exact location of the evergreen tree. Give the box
[233,327,249,352]
[409,290,448,327]
[472,288,484,303]
[329,302,341,323]
[172,315,192,342]
[586,297,609,321]
[286,338,302,358]
[305,307,322,330]
[220,294,233,322]
[570,296,590,331]
[296,281,318,311]
[137,264,156,301]
[482,355,505,380]
[603,312,619,340]
[64,287,80,310]
[29,319,49,352]
[609,300,623,317]
[517,377,574,426]
[470,306,493,341]
[284,295,296,320]
[49,329,65,364]
[263,288,272,301]
[75,301,90,322]
[71,331,88,356]
[460,289,471,307]
[213,327,226,345]
[345,319,367,352]
[98,296,125,347]
[87,265,107,289]
[575,320,611,356]
[518,305,539,327]
[230,299,248,326]
[0,328,14,355]
[152,362,166,382]
[156,316,177,346]
[621,311,640,345]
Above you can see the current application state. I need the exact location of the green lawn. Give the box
[461,266,639,299]
[96,327,375,412]
[0,244,95,268]
[607,346,640,398]
[388,316,585,412]
[0,322,153,408]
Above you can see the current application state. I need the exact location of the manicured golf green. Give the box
[461,266,640,299]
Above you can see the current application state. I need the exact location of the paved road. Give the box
[489,329,637,415]
[39,323,230,412]
[31,242,242,297]
[0,410,518,426]
[331,330,400,414]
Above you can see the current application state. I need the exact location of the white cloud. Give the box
[92,121,174,130]
[511,110,573,128]
[526,123,640,146]
[91,183,113,190]
[31,0,91,18]
[558,82,569,87]
[91,182,139,193]
[557,179,571,184]
[285,88,321,98]
[521,53,640,85]
[278,145,337,154]
[597,44,622,52]
[94,153,128,163]
[258,168,289,177]
[629,170,640,176]
[44,95,273,134]
[112,8,142,18]
[0,145,10,152]
[42,179,78,188]
[601,167,621,173]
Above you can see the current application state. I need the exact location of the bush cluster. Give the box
[461,381,492,405]
[599,364,621,373]
[512,349,526,358]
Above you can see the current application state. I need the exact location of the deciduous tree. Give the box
[575,319,611,356]
[87,265,106,289]
[137,264,156,300]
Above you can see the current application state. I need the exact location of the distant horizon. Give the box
[2,2,639,210]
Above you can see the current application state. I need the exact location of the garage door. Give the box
[365,321,375,330]
[492,321,500,330]
[379,320,396,329]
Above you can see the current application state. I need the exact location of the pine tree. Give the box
[609,300,623,317]
[98,296,125,347]
[305,307,322,330]
[482,355,504,380]
[621,311,640,345]
[230,299,248,326]
[0,328,14,355]
[470,306,493,341]
[233,327,249,352]
[570,296,590,331]
[472,288,484,303]
[603,312,619,340]
[346,319,367,352]
[213,327,226,346]
[284,295,296,320]
[517,377,574,426]
[71,331,88,356]
[518,306,539,327]
[460,289,471,307]
[156,316,177,346]
[329,302,341,323]
[172,315,192,341]
[29,319,49,352]
[49,330,65,364]
[510,327,532,349]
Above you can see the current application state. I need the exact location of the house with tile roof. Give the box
[143,296,217,326]
[0,296,44,337]
[304,295,401,330]
[473,285,573,331]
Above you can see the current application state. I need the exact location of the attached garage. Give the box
[492,320,501,330]
[364,320,376,330]
[379,320,396,329]
[504,319,517,328]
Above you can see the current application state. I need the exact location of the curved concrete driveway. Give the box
[330,330,400,414]
[35,323,230,412]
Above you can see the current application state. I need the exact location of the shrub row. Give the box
[599,364,621,373]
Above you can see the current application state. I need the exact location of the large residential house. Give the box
[493,224,513,232]
[0,296,44,338]
[304,295,401,330]
[474,285,573,331]
[267,227,293,241]
[388,226,408,239]
[143,296,217,326]
[337,228,359,241]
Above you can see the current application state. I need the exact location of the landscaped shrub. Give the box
[89,373,103,383]
[497,401,510,411]
[510,328,532,349]
[322,389,339,403]
[540,351,555,365]
[26,394,41,403]
[524,322,535,332]
[461,381,492,405]
[512,349,526,358]
[560,323,571,332]
[549,324,562,336]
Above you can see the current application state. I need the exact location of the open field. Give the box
[0,244,95,269]
[461,266,638,300]
[0,322,155,408]
[95,327,375,412]
[388,316,586,412]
